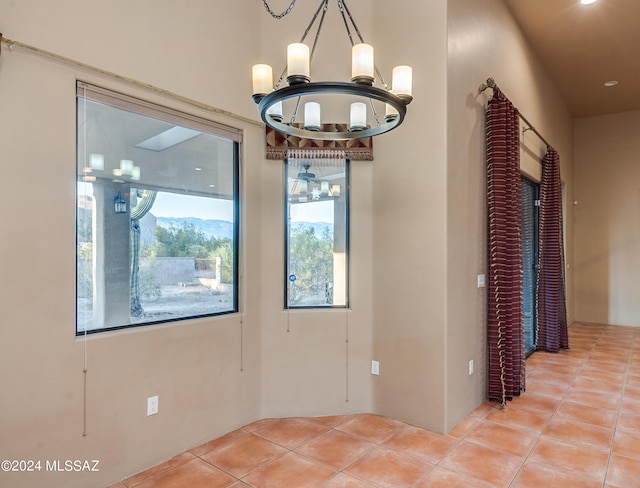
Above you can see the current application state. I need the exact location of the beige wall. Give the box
[0,0,579,486]
[446,0,574,431]
[0,2,376,487]
[0,2,263,488]
[256,0,375,419]
[574,110,640,327]
[370,0,449,433]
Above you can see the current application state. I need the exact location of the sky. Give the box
[290,199,334,223]
[151,192,233,221]
[78,183,234,221]
[79,183,334,223]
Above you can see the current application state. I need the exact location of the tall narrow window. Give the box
[76,83,240,334]
[285,157,349,308]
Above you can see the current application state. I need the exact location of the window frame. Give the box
[284,159,350,309]
[75,82,241,335]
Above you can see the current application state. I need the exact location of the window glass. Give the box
[76,84,239,334]
[285,159,349,308]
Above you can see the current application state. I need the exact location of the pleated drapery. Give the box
[486,88,525,404]
[537,147,569,352]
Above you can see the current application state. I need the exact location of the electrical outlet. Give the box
[477,274,485,288]
[147,395,159,416]
[371,360,380,375]
[468,360,474,375]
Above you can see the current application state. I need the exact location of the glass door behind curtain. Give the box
[522,176,539,355]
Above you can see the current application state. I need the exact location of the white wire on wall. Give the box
[0,34,263,129]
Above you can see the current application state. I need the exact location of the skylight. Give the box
[135,126,202,151]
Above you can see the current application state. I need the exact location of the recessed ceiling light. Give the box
[195,167,202,171]
[604,80,618,87]
[208,184,215,188]
[580,0,597,4]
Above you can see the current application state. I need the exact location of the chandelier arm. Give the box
[340,0,388,89]
[299,0,328,44]
[308,0,329,62]
[289,96,302,125]
[368,97,381,127]
[340,0,365,44]
[274,66,287,90]
[273,0,326,90]
[337,1,356,47]
[374,65,389,90]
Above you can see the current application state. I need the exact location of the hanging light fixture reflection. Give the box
[289,163,342,202]
[252,0,413,141]
[89,153,105,171]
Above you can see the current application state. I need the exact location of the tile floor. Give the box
[107,322,640,488]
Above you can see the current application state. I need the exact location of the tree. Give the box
[155,222,220,257]
[209,239,234,284]
[288,226,333,305]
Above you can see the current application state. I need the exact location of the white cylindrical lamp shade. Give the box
[304,102,321,131]
[350,102,367,131]
[266,101,283,122]
[392,65,413,101]
[352,43,374,84]
[252,64,273,97]
[287,43,310,84]
[385,102,399,122]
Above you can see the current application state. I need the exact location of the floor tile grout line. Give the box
[508,324,630,486]
[113,325,639,488]
[601,327,635,488]
[505,337,586,488]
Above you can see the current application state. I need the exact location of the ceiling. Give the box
[503,0,640,118]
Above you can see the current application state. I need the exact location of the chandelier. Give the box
[252,0,413,141]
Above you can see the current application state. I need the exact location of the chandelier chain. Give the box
[262,0,297,19]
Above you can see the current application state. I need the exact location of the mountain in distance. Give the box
[156,217,234,240]
[156,217,333,240]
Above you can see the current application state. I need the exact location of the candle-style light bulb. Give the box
[350,102,367,131]
[266,101,283,123]
[351,43,374,85]
[385,102,399,122]
[252,64,273,102]
[287,43,310,85]
[392,65,413,103]
[304,102,321,131]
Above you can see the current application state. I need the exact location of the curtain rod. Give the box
[479,77,552,149]
[0,34,264,129]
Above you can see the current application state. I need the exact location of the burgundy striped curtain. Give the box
[537,147,568,352]
[486,88,525,404]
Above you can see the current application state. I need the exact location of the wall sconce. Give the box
[114,191,127,214]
